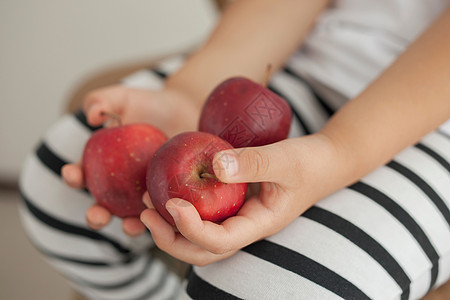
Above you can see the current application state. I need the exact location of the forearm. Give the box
[321,7,450,189]
[166,0,329,107]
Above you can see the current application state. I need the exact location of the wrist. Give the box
[164,53,214,110]
[160,86,201,134]
[286,132,354,203]
[314,129,359,192]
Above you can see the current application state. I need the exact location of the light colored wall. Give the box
[0,0,218,182]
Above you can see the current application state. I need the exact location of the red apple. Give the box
[146,131,247,225]
[82,124,167,218]
[199,77,292,148]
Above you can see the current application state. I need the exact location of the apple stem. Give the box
[100,111,122,126]
[263,64,272,87]
[200,172,219,181]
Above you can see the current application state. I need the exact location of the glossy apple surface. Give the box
[199,77,292,148]
[82,124,167,218]
[147,131,247,225]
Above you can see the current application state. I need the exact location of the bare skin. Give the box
[62,0,450,295]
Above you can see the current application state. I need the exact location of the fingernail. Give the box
[166,203,179,222]
[142,194,152,208]
[140,214,150,228]
[217,152,239,178]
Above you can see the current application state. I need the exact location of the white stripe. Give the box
[364,166,450,256]
[271,72,329,133]
[154,274,183,300]
[20,205,127,263]
[154,55,185,75]
[286,55,348,111]
[435,250,450,289]
[177,280,191,300]
[194,251,343,300]
[317,187,431,299]
[121,70,164,90]
[20,154,152,251]
[439,119,450,137]
[54,257,178,300]
[421,131,450,164]
[287,113,306,138]
[20,154,93,222]
[44,114,91,163]
[360,166,450,298]
[267,217,401,299]
[395,146,450,214]
[72,259,173,300]
[46,248,148,285]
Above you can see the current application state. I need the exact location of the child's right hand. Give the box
[61,85,201,236]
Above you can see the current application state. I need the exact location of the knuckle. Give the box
[208,239,230,255]
[85,91,101,103]
[192,260,211,267]
[209,246,227,255]
[251,149,270,178]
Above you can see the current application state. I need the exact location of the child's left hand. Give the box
[140,133,345,265]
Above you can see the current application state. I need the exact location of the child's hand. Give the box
[61,85,200,236]
[140,133,344,265]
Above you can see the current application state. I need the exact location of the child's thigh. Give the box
[182,130,450,300]
[19,56,187,298]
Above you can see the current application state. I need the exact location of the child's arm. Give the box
[166,0,331,107]
[140,7,450,265]
[320,6,450,195]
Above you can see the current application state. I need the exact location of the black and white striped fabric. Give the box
[19,54,450,300]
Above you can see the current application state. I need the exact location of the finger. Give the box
[142,192,155,209]
[83,86,126,126]
[212,142,288,184]
[140,208,235,265]
[61,163,84,188]
[164,198,270,255]
[86,205,111,230]
[246,183,261,200]
[122,218,146,237]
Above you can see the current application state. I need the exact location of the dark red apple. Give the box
[146,131,247,225]
[82,124,167,218]
[199,77,292,148]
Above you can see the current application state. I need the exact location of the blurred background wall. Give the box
[0,0,218,184]
[0,1,218,299]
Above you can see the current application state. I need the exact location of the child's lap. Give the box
[19,56,450,299]
[182,130,450,299]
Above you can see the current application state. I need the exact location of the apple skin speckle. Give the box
[199,77,292,148]
[147,131,247,225]
[83,124,167,218]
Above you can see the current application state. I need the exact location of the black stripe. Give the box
[268,84,311,135]
[349,181,440,290]
[70,256,153,289]
[186,269,241,300]
[36,143,66,176]
[75,262,170,300]
[415,143,450,173]
[132,268,169,300]
[150,69,168,79]
[35,143,90,194]
[243,240,370,300]
[39,247,111,266]
[387,160,450,226]
[74,110,102,132]
[303,206,411,300]
[282,66,336,116]
[21,191,132,255]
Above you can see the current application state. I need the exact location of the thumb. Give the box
[212,143,286,184]
[83,86,127,126]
